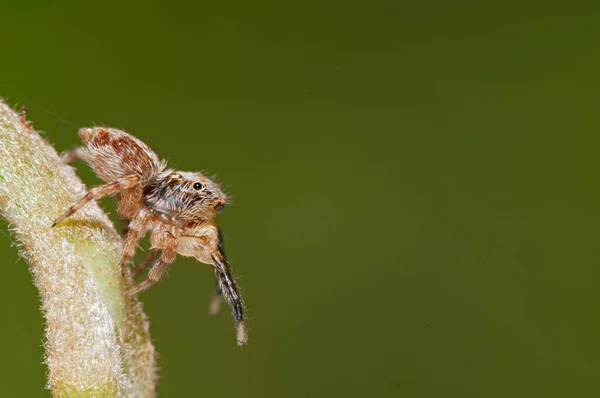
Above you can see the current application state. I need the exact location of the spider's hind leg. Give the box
[61,147,85,164]
[51,176,141,227]
[120,212,150,272]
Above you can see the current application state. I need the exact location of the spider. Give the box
[52,127,247,346]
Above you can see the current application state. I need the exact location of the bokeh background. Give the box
[1,1,600,397]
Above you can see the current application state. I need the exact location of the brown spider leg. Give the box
[115,192,134,238]
[51,176,140,227]
[61,147,85,164]
[120,214,148,273]
[127,246,177,296]
[131,249,159,279]
[211,251,247,346]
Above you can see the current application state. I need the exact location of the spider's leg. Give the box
[61,147,85,164]
[208,228,227,315]
[131,249,159,279]
[51,175,140,227]
[211,251,247,346]
[127,246,177,295]
[120,213,148,272]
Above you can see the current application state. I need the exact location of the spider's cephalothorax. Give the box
[52,127,247,346]
[143,171,227,226]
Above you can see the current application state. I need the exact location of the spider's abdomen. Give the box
[78,127,165,184]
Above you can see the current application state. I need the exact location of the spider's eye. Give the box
[193,182,203,190]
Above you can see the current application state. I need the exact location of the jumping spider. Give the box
[52,127,247,346]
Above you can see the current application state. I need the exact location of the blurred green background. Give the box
[2,1,600,397]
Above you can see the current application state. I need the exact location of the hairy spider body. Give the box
[53,127,247,346]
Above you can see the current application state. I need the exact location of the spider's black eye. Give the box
[193,182,203,190]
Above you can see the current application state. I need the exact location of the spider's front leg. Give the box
[211,250,247,346]
[208,228,228,316]
[179,234,247,346]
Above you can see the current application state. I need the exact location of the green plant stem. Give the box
[0,101,156,397]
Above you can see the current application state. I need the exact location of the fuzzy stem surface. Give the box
[0,101,156,397]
